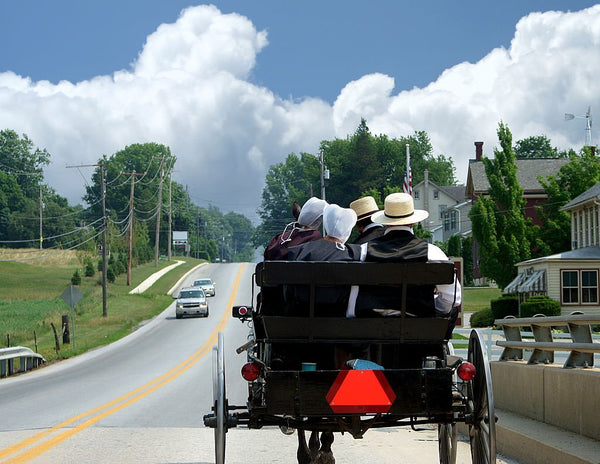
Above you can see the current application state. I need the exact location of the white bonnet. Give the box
[298,197,328,228]
[323,204,357,244]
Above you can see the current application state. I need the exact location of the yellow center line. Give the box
[1,263,247,464]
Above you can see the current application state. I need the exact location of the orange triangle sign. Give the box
[326,370,396,414]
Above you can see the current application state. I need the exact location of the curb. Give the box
[458,409,600,464]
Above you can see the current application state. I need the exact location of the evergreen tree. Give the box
[470,122,531,289]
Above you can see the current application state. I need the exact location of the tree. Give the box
[0,129,49,198]
[514,135,564,159]
[535,146,600,253]
[254,152,319,247]
[0,130,81,248]
[470,122,532,289]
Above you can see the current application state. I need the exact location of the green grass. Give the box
[0,252,205,361]
[462,287,502,312]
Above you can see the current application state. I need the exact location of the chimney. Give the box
[474,141,483,161]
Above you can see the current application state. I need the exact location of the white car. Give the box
[175,287,209,319]
[192,277,216,297]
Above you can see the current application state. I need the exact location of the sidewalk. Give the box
[128,260,185,294]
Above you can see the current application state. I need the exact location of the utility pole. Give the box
[122,171,143,286]
[100,164,108,317]
[66,163,108,317]
[39,186,43,249]
[154,157,164,267]
[167,168,172,261]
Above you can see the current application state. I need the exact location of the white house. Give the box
[412,170,468,242]
[505,182,600,314]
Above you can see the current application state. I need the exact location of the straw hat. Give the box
[349,196,380,221]
[371,193,429,226]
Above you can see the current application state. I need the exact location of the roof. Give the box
[516,246,600,266]
[412,179,466,202]
[467,158,569,195]
[504,269,546,294]
[562,181,600,211]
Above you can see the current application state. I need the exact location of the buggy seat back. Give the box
[254,260,456,344]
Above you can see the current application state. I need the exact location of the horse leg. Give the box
[316,431,335,464]
[308,430,320,461]
[297,429,313,464]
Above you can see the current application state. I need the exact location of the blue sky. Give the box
[1,1,599,221]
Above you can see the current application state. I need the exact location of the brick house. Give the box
[466,141,569,283]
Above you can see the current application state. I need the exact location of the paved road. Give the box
[0,263,519,463]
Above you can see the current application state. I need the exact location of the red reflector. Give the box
[457,362,476,381]
[241,362,260,381]
[238,306,248,315]
[326,370,396,414]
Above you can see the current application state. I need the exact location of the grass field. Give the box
[0,249,205,361]
[462,287,502,313]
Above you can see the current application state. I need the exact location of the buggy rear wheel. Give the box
[467,329,496,464]
[212,332,227,464]
[438,341,457,464]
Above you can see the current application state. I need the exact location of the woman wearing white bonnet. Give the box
[322,204,357,249]
[288,204,360,260]
[264,197,328,260]
[298,197,328,229]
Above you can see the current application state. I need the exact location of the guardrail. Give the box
[493,314,600,368]
[0,346,46,378]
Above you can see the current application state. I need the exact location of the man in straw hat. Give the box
[354,192,461,319]
[349,195,384,244]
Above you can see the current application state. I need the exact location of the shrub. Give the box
[71,269,81,285]
[107,267,116,283]
[470,308,495,328]
[519,295,561,318]
[85,259,95,277]
[490,295,518,320]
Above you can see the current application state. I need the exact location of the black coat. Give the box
[352,224,385,244]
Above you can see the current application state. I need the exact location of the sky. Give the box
[1,1,600,223]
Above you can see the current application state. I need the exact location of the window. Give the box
[439,205,447,219]
[562,270,579,303]
[433,190,439,200]
[450,210,457,230]
[582,270,598,303]
[561,269,599,304]
[414,190,420,200]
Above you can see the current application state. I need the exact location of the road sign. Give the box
[61,285,83,307]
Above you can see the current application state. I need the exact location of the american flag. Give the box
[403,167,412,196]
[403,144,412,196]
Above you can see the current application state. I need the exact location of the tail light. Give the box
[241,362,260,381]
[457,362,476,381]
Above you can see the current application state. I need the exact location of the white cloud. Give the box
[1,5,599,221]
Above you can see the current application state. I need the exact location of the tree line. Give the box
[3,118,597,288]
[0,130,256,265]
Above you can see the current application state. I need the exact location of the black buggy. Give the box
[204,260,496,464]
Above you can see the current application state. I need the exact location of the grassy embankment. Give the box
[0,248,205,361]
[0,249,501,361]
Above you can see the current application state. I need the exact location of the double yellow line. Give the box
[0,263,247,463]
